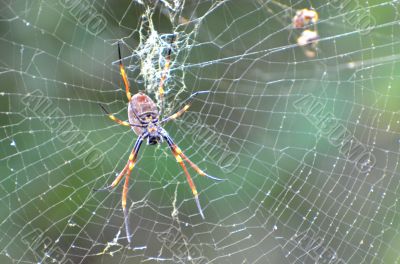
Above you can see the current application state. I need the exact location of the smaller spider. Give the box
[296,30,319,58]
[297,29,319,47]
[292,8,319,30]
[95,40,224,243]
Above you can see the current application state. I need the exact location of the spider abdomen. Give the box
[128,92,159,136]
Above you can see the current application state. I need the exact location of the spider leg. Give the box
[170,144,205,219]
[122,167,133,243]
[160,91,211,124]
[93,163,128,192]
[163,133,223,181]
[121,134,145,243]
[93,134,144,192]
[118,42,132,101]
[93,134,145,243]
[177,156,205,219]
[99,104,145,128]
[178,151,224,181]
[162,131,221,219]
[99,103,131,127]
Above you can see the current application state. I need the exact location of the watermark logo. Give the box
[293,94,375,173]
[22,89,104,169]
[277,229,345,264]
[59,0,107,35]
[328,0,376,35]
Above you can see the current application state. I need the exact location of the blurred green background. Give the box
[1,0,400,263]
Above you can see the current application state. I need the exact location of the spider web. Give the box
[1,0,400,263]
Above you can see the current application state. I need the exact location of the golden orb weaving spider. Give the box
[95,38,223,243]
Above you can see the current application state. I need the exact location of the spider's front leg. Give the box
[160,91,211,123]
[98,103,146,129]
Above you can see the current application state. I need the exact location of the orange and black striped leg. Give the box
[162,131,224,181]
[171,146,204,219]
[178,156,205,219]
[99,104,145,128]
[93,134,144,243]
[93,163,128,192]
[122,166,133,243]
[118,42,132,101]
[99,103,131,127]
[93,134,144,193]
[160,91,211,123]
[178,151,224,181]
[162,132,222,219]
[121,134,144,243]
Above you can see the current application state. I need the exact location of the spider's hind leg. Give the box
[93,163,129,192]
[161,129,224,218]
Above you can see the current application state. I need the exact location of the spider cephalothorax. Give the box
[95,40,223,244]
